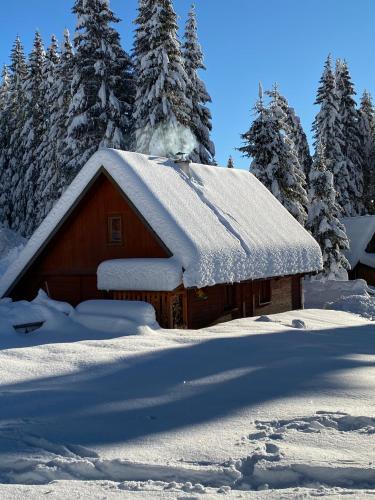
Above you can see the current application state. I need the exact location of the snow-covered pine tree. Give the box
[133,0,191,155]
[33,35,61,229]
[3,37,28,231]
[0,66,11,227]
[307,141,350,279]
[0,66,10,113]
[266,85,308,198]
[265,86,312,181]
[359,90,375,213]
[335,59,364,215]
[239,92,308,226]
[38,29,75,219]
[227,156,234,168]
[63,0,134,175]
[15,31,46,236]
[312,56,350,216]
[182,5,215,164]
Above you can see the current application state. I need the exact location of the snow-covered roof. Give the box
[0,149,322,297]
[97,258,183,292]
[342,216,375,269]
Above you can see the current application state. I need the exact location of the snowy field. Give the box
[1,299,375,498]
[1,228,375,497]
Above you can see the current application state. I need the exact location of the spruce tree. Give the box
[335,59,364,215]
[359,90,375,213]
[0,66,11,227]
[183,5,215,164]
[133,0,191,156]
[63,0,134,174]
[227,156,234,168]
[312,56,350,216]
[266,85,311,180]
[16,31,46,236]
[266,85,308,202]
[240,93,308,226]
[4,37,28,231]
[307,142,350,279]
[34,35,61,228]
[40,29,75,216]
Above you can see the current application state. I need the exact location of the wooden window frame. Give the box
[107,214,123,245]
[258,279,272,306]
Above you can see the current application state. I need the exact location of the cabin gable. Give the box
[11,172,171,304]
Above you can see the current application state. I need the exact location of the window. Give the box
[258,280,271,305]
[107,215,123,244]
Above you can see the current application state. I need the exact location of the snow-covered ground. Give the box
[1,292,375,498]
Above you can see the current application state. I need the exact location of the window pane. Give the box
[108,216,122,243]
[259,280,271,304]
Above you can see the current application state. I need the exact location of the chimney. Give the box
[173,152,191,177]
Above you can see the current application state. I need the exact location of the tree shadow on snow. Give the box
[0,322,375,450]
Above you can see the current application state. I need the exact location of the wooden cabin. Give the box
[343,216,375,286]
[0,149,322,329]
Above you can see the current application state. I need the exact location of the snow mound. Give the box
[97,258,182,291]
[0,298,68,334]
[304,278,369,309]
[71,300,158,333]
[32,289,74,315]
[327,294,375,320]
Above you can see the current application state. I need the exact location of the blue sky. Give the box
[1,0,374,169]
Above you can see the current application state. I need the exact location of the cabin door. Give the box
[241,282,254,318]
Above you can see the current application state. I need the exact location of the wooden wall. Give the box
[187,276,302,329]
[350,263,375,286]
[11,173,170,304]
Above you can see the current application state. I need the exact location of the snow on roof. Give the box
[0,149,322,297]
[97,258,183,292]
[342,215,375,268]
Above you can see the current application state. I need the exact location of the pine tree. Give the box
[16,31,46,236]
[240,93,308,226]
[63,0,134,174]
[359,90,375,213]
[133,0,191,156]
[0,66,11,227]
[0,66,10,111]
[4,37,28,231]
[34,35,61,228]
[312,56,350,216]
[335,59,364,215]
[41,29,75,215]
[183,5,215,164]
[227,156,234,168]
[266,85,311,180]
[307,142,350,279]
[266,85,308,201]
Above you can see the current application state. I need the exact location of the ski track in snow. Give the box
[1,411,375,494]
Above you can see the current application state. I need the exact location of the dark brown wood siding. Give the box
[350,262,375,286]
[186,276,298,329]
[11,173,170,304]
